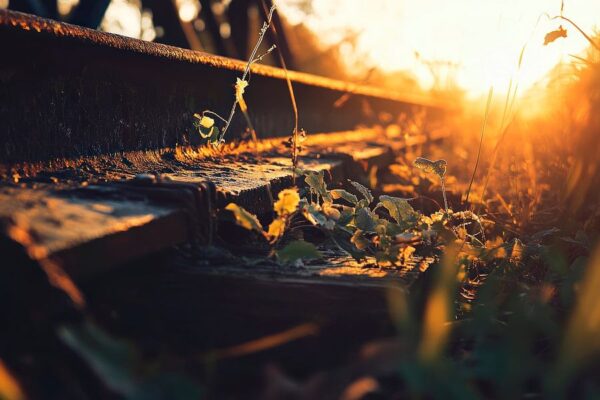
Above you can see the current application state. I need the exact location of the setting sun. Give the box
[279,0,600,97]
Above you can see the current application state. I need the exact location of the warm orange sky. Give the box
[278,0,600,97]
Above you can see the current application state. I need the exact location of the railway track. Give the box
[0,9,450,398]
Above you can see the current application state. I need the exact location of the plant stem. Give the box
[465,87,493,204]
[480,79,519,205]
[202,110,228,123]
[550,15,600,51]
[441,177,449,213]
[218,5,277,144]
[260,0,300,180]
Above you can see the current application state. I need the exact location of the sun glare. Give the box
[278,0,600,98]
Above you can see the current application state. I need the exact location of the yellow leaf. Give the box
[351,229,370,250]
[0,360,24,400]
[225,203,263,233]
[419,244,459,362]
[267,218,286,241]
[194,114,219,140]
[420,290,451,362]
[561,244,600,370]
[196,115,215,129]
[235,78,249,112]
[544,25,567,46]
[322,201,341,220]
[274,188,300,216]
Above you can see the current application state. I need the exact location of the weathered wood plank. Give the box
[0,185,190,280]
[0,127,437,278]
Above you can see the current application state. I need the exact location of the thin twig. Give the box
[260,0,301,180]
[217,5,277,144]
[441,177,449,212]
[201,110,228,124]
[480,118,515,203]
[415,195,445,212]
[465,87,493,204]
[480,78,519,205]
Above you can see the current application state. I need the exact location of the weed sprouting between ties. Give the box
[225,160,487,267]
[193,5,277,146]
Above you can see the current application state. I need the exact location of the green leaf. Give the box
[293,167,306,176]
[375,249,397,265]
[225,203,264,233]
[303,203,328,226]
[349,180,374,204]
[414,157,447,178]
[337,209,354,226]
[430,220,456,242]
[330,189,358,205]
[58,322,137,396]
[351,229,371,250]
[375,218,406,237]
[357,199,370,209]
[304,170,331,201]
[386,221,409,236]
[197,125,219,140]
[355,207,378,232]
[377,195,418,224]
[276,240,322,264]
[59,322,203,400]
[323,220,336,230]
[332,226,366,261]
[208,126,221,144]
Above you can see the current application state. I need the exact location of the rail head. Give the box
[0,9,446,109]
[0,9,448,164]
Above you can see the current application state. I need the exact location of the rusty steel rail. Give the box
[0,9,447,165]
